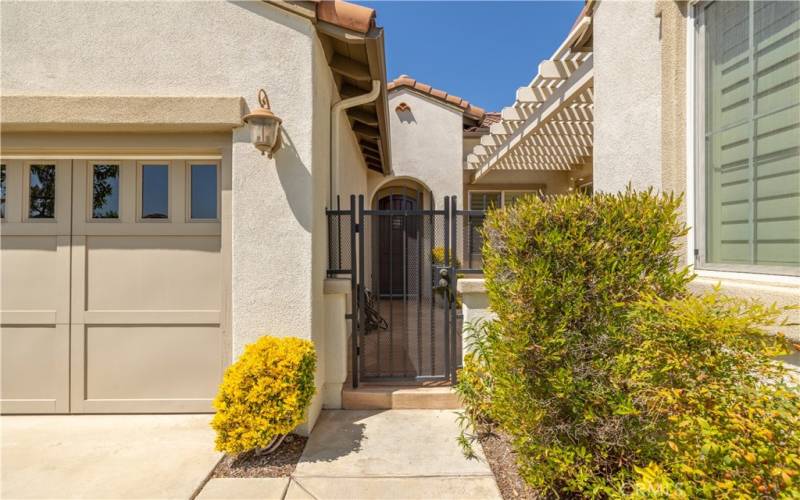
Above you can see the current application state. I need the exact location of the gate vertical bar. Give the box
[350,194,358,388]
[450,196,459,384]
[357,195,366,383]
[416,190,423,375]
[387,200,393,377]
[336,195,342,271]
[429,197,435,377]
[442,196,451,379]
[402,209,408,378]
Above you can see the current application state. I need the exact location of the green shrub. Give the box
[455,319,497,456]
[211,336,316,454]
[625,292,799,498]
[461,188,799,496]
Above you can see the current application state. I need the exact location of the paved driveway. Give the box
[1,414,221,499]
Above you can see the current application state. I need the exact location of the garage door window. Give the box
[190,164,218,220]
[29,164,56,219]
[91,164,120,219]
[141,164,169,220]
[1,164,6,219]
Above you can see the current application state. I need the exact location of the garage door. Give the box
[1,158,225,413]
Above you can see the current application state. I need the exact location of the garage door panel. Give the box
[0,325,69,414]
[1,236,70,322]
[84,235,221,311]
[81,325,222,401]
[69,159,225,414]
[1,161,71,414]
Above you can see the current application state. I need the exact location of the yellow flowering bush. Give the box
[431,246,461,269]
[211,336,316,453]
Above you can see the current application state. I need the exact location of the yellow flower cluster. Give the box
[211,336,316,453]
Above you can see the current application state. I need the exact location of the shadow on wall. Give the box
[274,129,312,233]
[396,108,416,124]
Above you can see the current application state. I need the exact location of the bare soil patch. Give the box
[479,430,539,499]
[211,434,307,478]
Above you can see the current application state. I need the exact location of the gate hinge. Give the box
[356,346,360,355]
[354,223,360,233]
[694,248,699,257]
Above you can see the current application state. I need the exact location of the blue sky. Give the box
[358,1,584,112]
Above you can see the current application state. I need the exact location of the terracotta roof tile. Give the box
[464,112,500,133]
[481,112,501,127]
[388,74,485,120]
[415,82,432,93]
[429,87,447,100]
[445,94,462,106]
[316,0,376,34]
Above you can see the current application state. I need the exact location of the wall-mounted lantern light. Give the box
[243,89,283,158]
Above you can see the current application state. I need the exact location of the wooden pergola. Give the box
[466,12,593,182]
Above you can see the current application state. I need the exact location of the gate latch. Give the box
[437,267,450,288]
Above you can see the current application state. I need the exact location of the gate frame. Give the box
[339,194,462,388]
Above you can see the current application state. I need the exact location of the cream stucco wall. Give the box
[371,89,464,208]
[0,0,347,425]
[593,0,662,193]
[312,36,370,410]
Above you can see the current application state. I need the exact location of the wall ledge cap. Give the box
[0,95,244,132]
[693,271,800,293]
[457,278,486,294]
[324,278,351,295]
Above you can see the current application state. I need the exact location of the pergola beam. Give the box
[538,59,580,80]
[492,100,593,130]
[472,54,594,182]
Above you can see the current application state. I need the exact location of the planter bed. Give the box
[478,430,537,500]
[211,434,308,478]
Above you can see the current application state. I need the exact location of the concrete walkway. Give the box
[199,410,501,500]
[1,414,221,499]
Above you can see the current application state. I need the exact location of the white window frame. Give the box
[688,0,800,278]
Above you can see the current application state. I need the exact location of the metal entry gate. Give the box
[328,195,475,387]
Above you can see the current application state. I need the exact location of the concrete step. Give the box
[342,385,462,410]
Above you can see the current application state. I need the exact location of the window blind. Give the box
[703,0,800,270]
[469,192,502,211]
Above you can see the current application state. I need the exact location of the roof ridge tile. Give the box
[387,74,485,120]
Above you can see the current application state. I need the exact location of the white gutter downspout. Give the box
[330,79,381,207]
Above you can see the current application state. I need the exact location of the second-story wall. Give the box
[370,88,465,208]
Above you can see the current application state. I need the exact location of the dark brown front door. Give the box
[377,194,417,296]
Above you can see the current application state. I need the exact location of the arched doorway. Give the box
[372,184,426,297]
